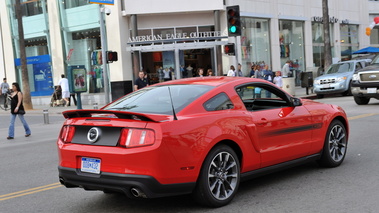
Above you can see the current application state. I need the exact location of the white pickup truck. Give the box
[351,56,379,105]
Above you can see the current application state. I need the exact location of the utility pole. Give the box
[15,0,33,109]
[322,0,332,71]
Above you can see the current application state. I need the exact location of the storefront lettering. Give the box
[341,19,349,24]
[312,16,339,23]
[128,31,224,43]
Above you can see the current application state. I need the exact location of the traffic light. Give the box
[226,5,241,36]
[106,51,118,63]
[224,43,235,55]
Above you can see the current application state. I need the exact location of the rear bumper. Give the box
[58,166,196,198]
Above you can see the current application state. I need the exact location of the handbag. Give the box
[17,109,25,114]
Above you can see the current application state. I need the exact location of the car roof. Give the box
[336,58,372,64]
[152,76,268,87]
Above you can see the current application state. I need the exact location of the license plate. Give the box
[81,157,101,174]
[322,84,331,88]
[367,88,377,94]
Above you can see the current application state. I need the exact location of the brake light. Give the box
[60,125,75,143]
[119,128,155,148]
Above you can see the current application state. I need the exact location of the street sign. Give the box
[89,0,114,5]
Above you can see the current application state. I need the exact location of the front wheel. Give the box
[318,120,348,167]
[354,96,370,105]
[193,145,240,207]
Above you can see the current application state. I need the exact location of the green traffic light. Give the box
[230,26,237,33]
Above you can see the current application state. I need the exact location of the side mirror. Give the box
[291,97,302,107]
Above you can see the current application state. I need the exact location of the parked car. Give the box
[57,77,349,207]
[351,55,379,105]
[313,59,371,98]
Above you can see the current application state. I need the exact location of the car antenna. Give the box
[167,86,178,120]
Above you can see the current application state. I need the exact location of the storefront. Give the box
[240,17,271,74]
[340,21,359,61]
[311,16,336,68]
[128,26,228,82]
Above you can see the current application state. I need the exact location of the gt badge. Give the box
[87,127,101,143]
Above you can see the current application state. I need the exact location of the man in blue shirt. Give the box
[134,71,149,91]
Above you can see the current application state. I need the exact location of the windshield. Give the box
[371,55,379,64]
[104,85,214,115]
[325,62,354,74]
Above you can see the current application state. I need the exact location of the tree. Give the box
[322,0,332,71]
[15,0,33,109]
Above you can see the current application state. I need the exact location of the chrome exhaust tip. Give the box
[130,187,147,198]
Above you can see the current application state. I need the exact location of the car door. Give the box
[237,83,314,168]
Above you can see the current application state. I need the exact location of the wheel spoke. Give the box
[225,161,236,171]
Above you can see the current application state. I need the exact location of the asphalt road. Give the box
[0,97,379,213]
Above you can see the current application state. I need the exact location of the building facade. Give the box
[0,0,376,105]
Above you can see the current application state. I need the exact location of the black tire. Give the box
[316,94,324,99]
[318,120,347,168]
[192,145,240,207]
[342,81,352,96]
[354,96,370,105]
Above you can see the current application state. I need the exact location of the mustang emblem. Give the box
[87,127,101,143]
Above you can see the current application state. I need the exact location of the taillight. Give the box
[60,125,75,143]
[119,128,155,148]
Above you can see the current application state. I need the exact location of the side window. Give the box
[355,62,363,71]
[203,93,234,111]
[236,84,290,111]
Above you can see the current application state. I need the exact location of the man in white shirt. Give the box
[58,74,70,107]
[281,60,291,78]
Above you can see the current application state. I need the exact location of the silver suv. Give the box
[313,59,372,98]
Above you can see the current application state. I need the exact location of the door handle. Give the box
[257,118,268,126]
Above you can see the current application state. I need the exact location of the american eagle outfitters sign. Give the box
[128,31,227,43]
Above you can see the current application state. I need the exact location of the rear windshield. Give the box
[104,85,214,115]
[325,62,354,74]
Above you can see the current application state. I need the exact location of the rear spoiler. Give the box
[62,109,172,122]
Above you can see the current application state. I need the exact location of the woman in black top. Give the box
[7,82,31,139]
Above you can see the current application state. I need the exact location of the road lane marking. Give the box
[348,113,379,121]
[0,182,62,201]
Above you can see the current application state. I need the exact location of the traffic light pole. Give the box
[99,5,111,104]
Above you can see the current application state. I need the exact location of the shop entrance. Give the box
[141,48,214,84]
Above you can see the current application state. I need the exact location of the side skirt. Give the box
[241,154,321,182]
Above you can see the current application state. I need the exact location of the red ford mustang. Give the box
[57,77,349,207]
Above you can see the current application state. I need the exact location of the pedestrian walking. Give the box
[58,74,70,107]
[1,78,10,109]
[7,82,31,139]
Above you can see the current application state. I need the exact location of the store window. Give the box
[63,0,89,9]
[20,0,45,16]
[279,20,305,85]
[241,17,271,74]
[340,24,359,60]
[370,28,379,44]
[312,22,334,68]
[58,1,102,94]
